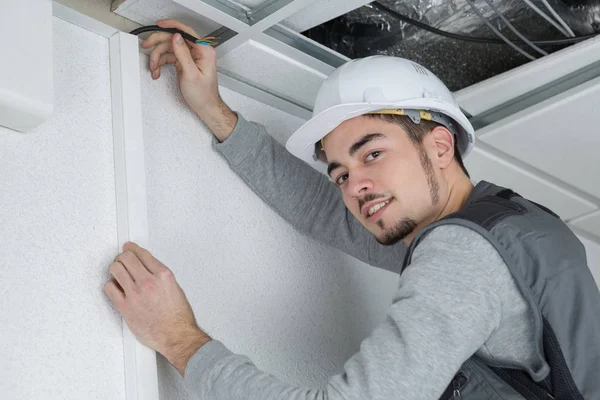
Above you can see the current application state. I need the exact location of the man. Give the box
[104,19,600,399]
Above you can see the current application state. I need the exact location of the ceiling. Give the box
[108,0,600,243]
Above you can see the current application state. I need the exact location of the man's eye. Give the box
[366,151,381,161]
[336,173,348,186]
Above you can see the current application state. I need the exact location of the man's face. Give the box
[323,115,446,245]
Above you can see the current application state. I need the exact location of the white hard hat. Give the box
[285,56,475,168]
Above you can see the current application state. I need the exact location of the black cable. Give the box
[370,1,597,45]
[129,25,205,44]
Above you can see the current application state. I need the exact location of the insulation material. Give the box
[137,54,399,399]
[0,18,125,399]
[302,0,600,90]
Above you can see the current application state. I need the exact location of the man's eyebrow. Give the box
[327,161,342,177]
[349,133,385,157]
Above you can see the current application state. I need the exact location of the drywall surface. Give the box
[0,18,125,399]
[138,56,400,399]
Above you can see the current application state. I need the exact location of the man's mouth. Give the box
[363,199,392,221]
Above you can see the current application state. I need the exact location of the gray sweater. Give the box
[183,114,541,399]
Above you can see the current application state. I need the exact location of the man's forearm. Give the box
[197,99,238,142]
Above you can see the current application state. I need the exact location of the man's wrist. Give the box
[197,100,238,142]
[162,326,213,376]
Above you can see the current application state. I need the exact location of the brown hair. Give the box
[314,114,470,178]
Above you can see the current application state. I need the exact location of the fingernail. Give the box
[175,33,183,44]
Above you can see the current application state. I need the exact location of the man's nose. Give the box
[349,173,374,197]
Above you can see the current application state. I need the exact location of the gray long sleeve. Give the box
[183,225,516,400]
[213,113,405,273]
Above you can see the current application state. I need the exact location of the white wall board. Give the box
[0,17,125,400]
[0,0,53,132]
[137,55,399,399]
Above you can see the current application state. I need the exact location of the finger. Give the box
[153,53,177,79]
[109,261,135,294]
[171,34,198,76]
[142,31,173,49]
[115,250,152,283]
[123,242,164,274]
[158,52,177,67]
[156,19,199,37]
[150,41,171,71]
[104,280,126,307]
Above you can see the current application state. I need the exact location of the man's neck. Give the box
[436,176,474,221]
[403,176,474,245]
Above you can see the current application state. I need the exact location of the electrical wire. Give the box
[521,0,570,37]
[369,1,597,45]
[539,0,576,37]
[483,0,548,56]
[467,0,537,60]
[129,25,216,45]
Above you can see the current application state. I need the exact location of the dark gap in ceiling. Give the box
[301,0,600,91]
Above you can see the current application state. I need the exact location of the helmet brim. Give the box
[286,99,475,169]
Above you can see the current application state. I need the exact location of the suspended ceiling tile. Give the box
[217,39,326,109]
[477,76,600,200]
[571,211,600,238]
[113,0,221,36]
[465,146,597,221]
[280,0,371,32]
[454,35,600,116]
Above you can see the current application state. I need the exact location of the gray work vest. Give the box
[401,181,600,400]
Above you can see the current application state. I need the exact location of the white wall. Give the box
[137,54,400,399]
[0,18,125,400]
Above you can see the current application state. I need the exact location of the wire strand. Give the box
[483,0,548,55]
[539,0,576,37]
[368,1,596,45]
[467,0,537,60]
[521,0,570,37]
[129,25,210,44]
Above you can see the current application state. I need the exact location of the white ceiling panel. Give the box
[113,0,221,36]
[465,146,597,221]
[217,38,326,109]
[454,35,600,116]
[572,211,600,238]
[477,76,600,200]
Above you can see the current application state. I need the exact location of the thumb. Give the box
[191,43,217,76]
[171,33,197,77]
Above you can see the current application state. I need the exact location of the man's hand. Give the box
[142,19,238,141]
[104,242,211,375]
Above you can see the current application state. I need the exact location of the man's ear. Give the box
[430,127,454,169]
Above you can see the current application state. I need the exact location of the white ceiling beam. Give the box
[174,0,250,32]
[454,34,600,116]
[214,0,319,57]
